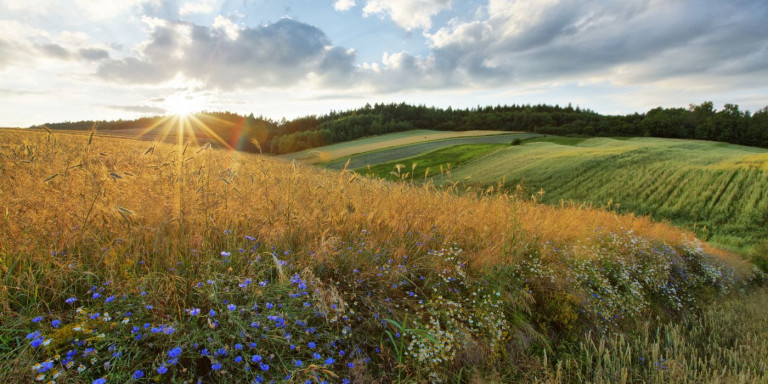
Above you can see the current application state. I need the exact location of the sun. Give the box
[164,92,206,116]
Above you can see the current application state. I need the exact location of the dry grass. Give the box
[0,128,749,314]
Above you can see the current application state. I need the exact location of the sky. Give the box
[1,0,767,127]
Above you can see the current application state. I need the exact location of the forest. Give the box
[41,101,768,154]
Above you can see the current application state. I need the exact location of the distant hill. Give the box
[36,101,768,155]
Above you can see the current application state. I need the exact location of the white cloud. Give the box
[362,0,452,31]
[179,0,216,16]
[334,0,356,12]
[212,15,240,40]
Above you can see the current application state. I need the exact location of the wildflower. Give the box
[157,366,168,374]
[211,361,222,370]
[132,370,144,379]
[201,349,209,356]
[145,305,153,310]
[106,296,116,303]
[221,251,231,257]
[189,308,201,316]
[92,293,101,299]
[251,354,262,362]
[295,360,303,367]
[324,358,335,365]
[32,316,43,323]
[51,319,60,328]
[209,309,216,317]
[308,342,316,349]
[92,378,107,384]
[235,343,243,350]
[235,356,243,363]
[227,304,236,311]
[259,363,269,371]
[168,347,182,359]
[313,352,321,359]
[65,297,77,304]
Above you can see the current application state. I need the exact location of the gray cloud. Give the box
[97,18,357,89]
[365,0,768,90]
[108,104,167,114]
[79,48,110,61]
[37,43,71,60]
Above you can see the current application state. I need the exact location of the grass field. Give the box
[432,137,768,254]
[1,128,764,383]
[282,129,512,163]
[356,143,508,180]
[322,132,537,169]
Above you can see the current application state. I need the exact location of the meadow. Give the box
[1,128,765,383]
[321,133,536,170]
[280,130,509,164]
[435,137,768,255]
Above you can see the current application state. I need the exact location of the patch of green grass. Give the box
[357,143,506,179]
[322,133,537,169]
[439,137,768,253]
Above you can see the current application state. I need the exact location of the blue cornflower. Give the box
[65,297,76,304]
[30,337,44,347]
[227,304,236,311]
[221,251,231,257]
[31,316,43,323]
[259,363,269,371]
[168,347,182,359]
[209,309,216,317]
[26,331,40,339]
[313,352,321,359]
[157,365,168,374]
[308,342,316,349]
[251,354,262,362]
[347,362,354,368]
[265,302,273,309]
[106,296,116,303]
[92,292,101,299]
[92,378,107,384]
[132,370,144,379]
[189,308,201,316]
[145,305,153,310]
[324,357,335,365]
[216,348,227,357]
[211,361,222,370]
[201,349,209,356]
[234,343,243,350]
[295,360,303,367]
[235,356,243,363]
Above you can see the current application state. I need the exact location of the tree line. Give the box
[39,101,768,154]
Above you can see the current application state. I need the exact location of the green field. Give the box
[281,129,510,163]
[356,143,508,179]
[435,136,768,253]
[323,132,537,169]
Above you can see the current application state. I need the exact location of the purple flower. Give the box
[31,316,43,323]
[189,308,200,316]
[157,365,168,374]
[209,309,216,317]
[106,296,116,303]
[227,304,236,311]
[51,319,60,328]
[211,361,222,370]
[132,370,144,379]
[92,293,101,299]
[220,251,231,257]
[65,297,77,304]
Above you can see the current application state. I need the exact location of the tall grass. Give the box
[0,129,761,383]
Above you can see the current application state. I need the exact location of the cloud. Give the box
[37,43,72,60]
[358,0,768,91]
[334,0,356,12]
[79,48,110,61]
[179,0,216,16]
[362,0,452,31]
[96,18,357,89]
[108,104,167,114]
